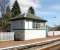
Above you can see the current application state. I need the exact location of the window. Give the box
[33,22,40,29]
[33,21,45,29]
[33,22,36,28]
[40,23,45,29]
[36,23,40,29]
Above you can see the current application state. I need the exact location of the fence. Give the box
[0,32,14,41]
[48,31,60,36]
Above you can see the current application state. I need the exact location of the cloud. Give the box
[10,0,15,9]
[10,0,39,13]
[18,0,39,13]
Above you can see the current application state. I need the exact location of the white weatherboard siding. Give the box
[24,20,46,40]
[28,21,32,29]
[25,30,46,40]
[25,20,29,29]
[10,20,46,40]
[0,32,14,41]
[25,20,32,29]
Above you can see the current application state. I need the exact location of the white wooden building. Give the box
[10,13,47,41]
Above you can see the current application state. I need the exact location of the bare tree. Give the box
[0,0,10,17]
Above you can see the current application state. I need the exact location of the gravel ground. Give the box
[43,44,60,50]
[21,44,60,50]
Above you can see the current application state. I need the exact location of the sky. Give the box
[0,0,60,27]
[36,0,60,27]
[10,0,38,13]
[10,0,60,27]
[0,0,10,16]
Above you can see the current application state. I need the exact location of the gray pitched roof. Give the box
[10,13,47,22]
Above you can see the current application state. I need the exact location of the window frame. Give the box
[33,21,45,29]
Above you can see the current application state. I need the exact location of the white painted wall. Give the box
[25,20,32,29]
[0,32,14,41]
[25,30,46,40]
[28,21,32,29]
[10,20,46,40]
[24,20,46,40]
[48,31,60,36]
[25,20,29,29]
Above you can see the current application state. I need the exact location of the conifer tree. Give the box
[11,0,21,17]
[28,7,35,15]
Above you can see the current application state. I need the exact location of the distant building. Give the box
[10,13,47,40]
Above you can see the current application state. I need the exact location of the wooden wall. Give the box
[0,32,14,41]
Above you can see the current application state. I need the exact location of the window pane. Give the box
[33,22,45,29]
[40,23,44,29]
[33,22,36,29]
[36,23,40,29]
[33,21,40,29]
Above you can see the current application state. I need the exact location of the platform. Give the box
[0,36,60,50]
